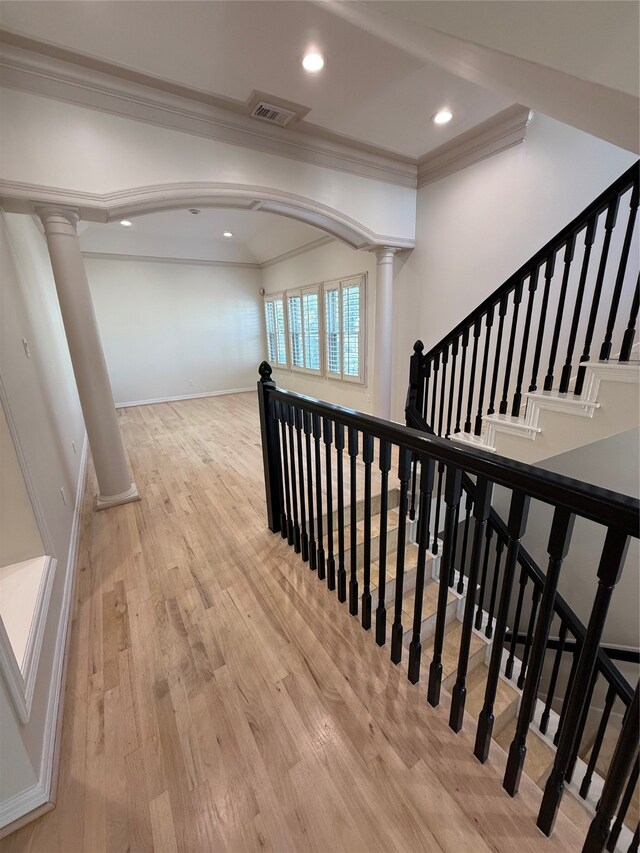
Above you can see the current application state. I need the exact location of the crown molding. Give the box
[82,251,261,269]
[417,104,531,187]
[0,33,417,189]
[260,236,335,268]
[0,179,417,251]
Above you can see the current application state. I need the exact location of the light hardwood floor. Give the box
[2,392,587,852]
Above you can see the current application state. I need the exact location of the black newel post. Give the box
[257,362,283,533]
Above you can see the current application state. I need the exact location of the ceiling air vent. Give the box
[250,100,297,127]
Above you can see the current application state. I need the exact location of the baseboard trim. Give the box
[115,387,255,408]
[0,432,89,833]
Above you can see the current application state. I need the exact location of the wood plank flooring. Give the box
[2,392,587,852]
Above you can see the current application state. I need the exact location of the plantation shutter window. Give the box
[323,274,366,384]
[302,289,321,372]
[288,293,304,368]
[263,294,288,367]
[325,286,340,376]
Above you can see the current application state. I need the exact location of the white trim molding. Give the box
[417,105,531,188]
[0,180,416,252]
[0,432,88,831]
[115,387,255,409]
[83,251,260,270]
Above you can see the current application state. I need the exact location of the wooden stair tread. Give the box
[464,666,519,728]
[425,621,486,681]
[401,579,454,625]
[495,718,556,786]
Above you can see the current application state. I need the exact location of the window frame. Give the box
[263,292,289,370]
[287,284,323,376]
[323,273,367,386]
[262,272,367,386]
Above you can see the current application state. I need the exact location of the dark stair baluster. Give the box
[449,477,493,731]
[504,507,575,795]
[582,683,639,853]
[361,433,374,629]
[560,217,597,392]
[539,622,568,735]
[580,683,617,799]
[390,447,412,663]
[294,409,309,561]
[488,295,508,414]
[449,502,461,588]
[335,422,346,601]
[422,358,432,422]
[455,329,469,432]
[287,405,301,553]
[430,353,440,432]
[543,236,577,391]
[437,345,448,437]
[606,756,639,852]
[512,267,540,414]
[474,524,494,631]
[427,464,463,707]
[375,439,392,645]
[313,414,326,580]
[575,197,622,395]
[474,490,530,763]
[464,319,481,432]
[530,254,556,392]
[499,282,524,413]
[538,527,630,837]
[505,565,528,680]
[474,307,494,435]
[457,489,474,595]
[323,417,336,590]
[303,411,317,571]
[274,399,287,537]
[517,583,541,689]
[619,275,639,362]
[446,337,459,437]
[408,455,436,683]
[554,641,582,746]
[601,181,639,360]
[432,462,445,555]
[567,668,599,783]
[279,401,294,545]
[348,427,359,615]
[485,536,505,640]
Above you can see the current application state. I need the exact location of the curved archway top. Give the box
[0,180,416,252]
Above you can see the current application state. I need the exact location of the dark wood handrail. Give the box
[422,161,639,363]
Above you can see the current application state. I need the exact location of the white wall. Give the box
[392,113,638,418]
[0,212,85,824]
[262,240,378,413]
[0,404,44,568]
[86,257,263,406]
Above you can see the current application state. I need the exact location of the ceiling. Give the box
[78,209,327,265]
[0,0,512,158]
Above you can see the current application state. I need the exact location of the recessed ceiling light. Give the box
[433,109,453,125]
[223,231,233,238]
[302,52,324,73]
[119,219,132,227]
[188,208,201,215]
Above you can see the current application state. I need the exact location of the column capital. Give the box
[36,206,80,236]
[373,246,398,265]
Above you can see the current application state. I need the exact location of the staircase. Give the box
[257,163,640,853]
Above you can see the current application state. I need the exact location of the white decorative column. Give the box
[38,208,139,510]
[373,247,397,420]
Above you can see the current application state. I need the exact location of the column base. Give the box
[96,482,140,511]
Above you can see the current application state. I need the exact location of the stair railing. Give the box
[258,362,639,852]
[410,162,639,441]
